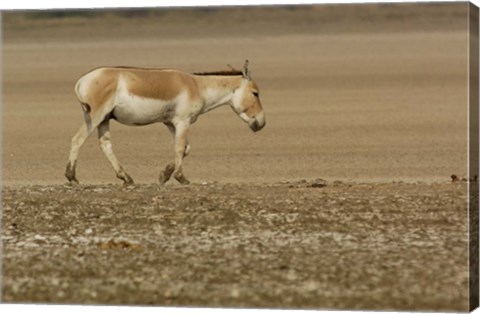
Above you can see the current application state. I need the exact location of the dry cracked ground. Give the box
[1,180,470,311]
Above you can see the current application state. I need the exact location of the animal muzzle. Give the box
[249,112,266,132]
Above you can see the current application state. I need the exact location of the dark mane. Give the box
[193,70,243,76]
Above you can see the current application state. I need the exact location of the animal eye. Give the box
[252,91,259,98]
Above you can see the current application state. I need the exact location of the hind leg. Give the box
[98,119,134,185]
[65,123,94,184]
[65,106,111,184]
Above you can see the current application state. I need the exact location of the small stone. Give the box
[34,235,47,242]
[286,270,298,281]
[310,178,327,188]
[304,281,319,292]
[24,242,39,248]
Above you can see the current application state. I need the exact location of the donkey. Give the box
[65,60,265,185]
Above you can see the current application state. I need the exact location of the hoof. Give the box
[159,173,168,185]
[159,163,175,185]
[123,177,135,186]
[116,170,134,186]
[68,178,79,185]
[65,162,78,184]
[174,173,190,185]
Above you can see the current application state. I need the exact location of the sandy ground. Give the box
[1,3,474,311]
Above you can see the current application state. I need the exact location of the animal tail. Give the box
[81,102,91,114]
[74,75,94,132]
[74,79,91,111]
[81,102,93,132]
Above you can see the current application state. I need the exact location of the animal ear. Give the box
[242,59,251,80]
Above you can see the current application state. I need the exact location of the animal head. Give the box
[231,60,266,132]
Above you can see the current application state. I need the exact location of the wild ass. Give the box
[65,60,266,185]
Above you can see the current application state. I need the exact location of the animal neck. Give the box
[194,75,244,114]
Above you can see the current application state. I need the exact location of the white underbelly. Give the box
[112,93,176,126]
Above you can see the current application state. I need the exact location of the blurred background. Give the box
[2,3,470,185]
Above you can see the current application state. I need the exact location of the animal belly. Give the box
[112,97,175,126]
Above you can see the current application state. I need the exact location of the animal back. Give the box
[119,68,197,101]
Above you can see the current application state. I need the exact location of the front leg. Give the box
[173,121,190,185]
[159,122,190,185]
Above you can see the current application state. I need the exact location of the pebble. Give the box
[34,235,47,242]
[24,242,40,248]
[230,287,240,298]
[304,281,320,292]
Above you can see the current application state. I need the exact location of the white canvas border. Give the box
[0,1,478,314]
